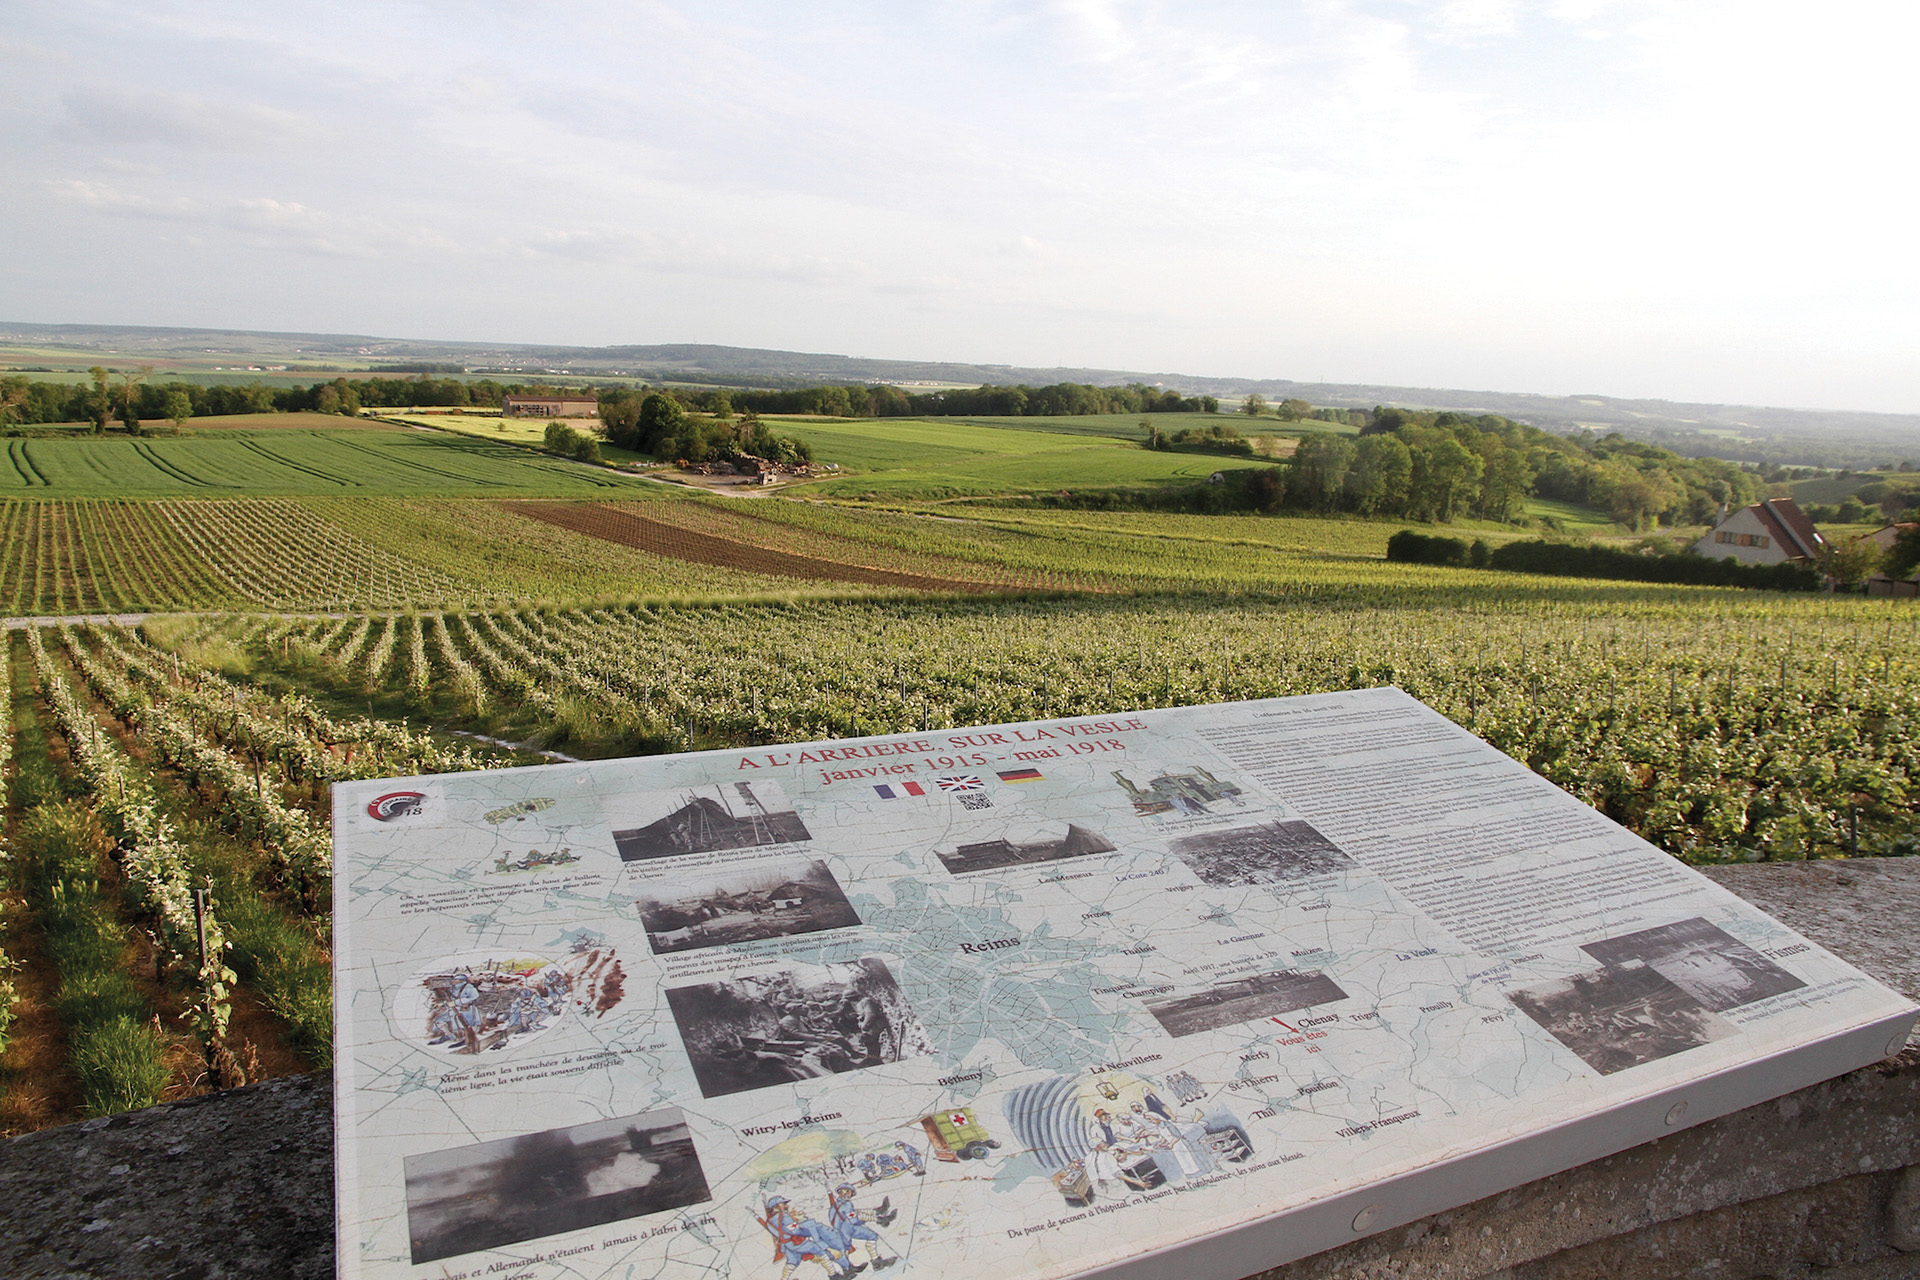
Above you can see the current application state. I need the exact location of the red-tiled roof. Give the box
[1752,498,1823,560]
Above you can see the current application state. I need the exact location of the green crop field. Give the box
[758,415,1273,499]
[0,427,652,498]
[921,411,1357,442]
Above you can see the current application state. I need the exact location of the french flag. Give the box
[874,781,927,799]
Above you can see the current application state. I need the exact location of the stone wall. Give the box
[4,859,1916,1280]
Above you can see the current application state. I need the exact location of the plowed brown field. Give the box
[507,501,1012,592]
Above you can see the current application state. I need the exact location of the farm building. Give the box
[1693,498,1824,567]
[1863,522,1918,598]
[502,395,599,419]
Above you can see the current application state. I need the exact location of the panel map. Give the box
[333,688,1917,1280]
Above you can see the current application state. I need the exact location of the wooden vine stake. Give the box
[192,884,222,1088]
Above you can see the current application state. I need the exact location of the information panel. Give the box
[333,688,1916,1280]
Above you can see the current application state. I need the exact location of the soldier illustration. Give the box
[893,1141,925,1175]
[502,987,547,1038]
[758,1195,863,1280]
[1083,1108,1125,1191]
[453,971,483,1054]
[424,988,458,1046]
[1085,1107,1157,1192]
[828,1184,898,1271]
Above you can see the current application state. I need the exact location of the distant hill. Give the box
[4,321,1916,468]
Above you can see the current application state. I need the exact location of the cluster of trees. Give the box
[1241,395,1365,426]
[1146,422,1255,455]
[1800,498,1875,525]
[728,381,1219,419]
[598,391,812,466]
[1849,478,1920,521]
[1279,411,1761,529]
[1385,530,1492,567]
[729,384,908,417]
[0,371,605,428]
[542,422,603,464]
[2,369,215,434]
[1885,527,1920,580]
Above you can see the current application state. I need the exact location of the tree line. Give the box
[0,371,605,431]
[729,381,1220,418]
[0,372,1222,431]
[596,391,813,466]
[1280,410,1761,529]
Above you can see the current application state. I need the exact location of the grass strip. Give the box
[13,803,167,1115]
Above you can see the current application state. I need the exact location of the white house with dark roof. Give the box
[1693,497,1825,566]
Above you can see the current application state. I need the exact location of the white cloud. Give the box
[1427,0,1523,44]
[60,85,316,151]
[45,178,194,218]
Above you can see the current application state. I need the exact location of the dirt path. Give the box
[1,612,151,631]
[509,501,1009,592]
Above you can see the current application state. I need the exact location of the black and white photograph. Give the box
[1171,819,1354,886]
[1580,917,1806,1012]
[636,859,862,954]
[402,1108,710,1264]
[609,781,811,863]
[1143,969,1350,1038]
[1507,964,1735,1076]
[935,822,1116,875]
[664,958,933,1098]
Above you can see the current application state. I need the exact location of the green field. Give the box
[0,427,651,497]
[1523,496,1628,536]
[759,415,1273,499]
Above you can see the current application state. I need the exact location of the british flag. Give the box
[935,775,984,792]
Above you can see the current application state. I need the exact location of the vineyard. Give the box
[206,592,1916,866]
[0,494,1550,614]
[0,497,1052,613]
[0,621,501,1129]
[0,456,1915,1131]
[0,428,651,498]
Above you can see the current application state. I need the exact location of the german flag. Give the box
[996,767,1044,783]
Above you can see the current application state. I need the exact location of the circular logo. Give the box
[367,791,427,821]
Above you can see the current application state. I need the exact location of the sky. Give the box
[2,0,1916,412]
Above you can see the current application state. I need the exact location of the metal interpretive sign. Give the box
[332,688,1916,1280]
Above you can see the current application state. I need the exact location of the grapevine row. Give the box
[244,594,1920,863]
[23,627,236,1045]
[86,626,490,791]
[154,499,500,612]
[58,628,334,903]
[0,635,14,1054]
